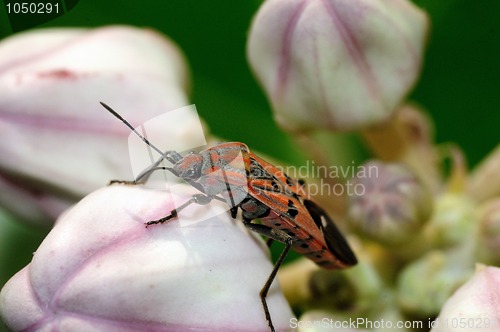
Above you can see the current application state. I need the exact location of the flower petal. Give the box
[1,185,294,331]
[0,26,193,226]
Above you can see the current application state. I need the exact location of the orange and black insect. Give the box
[101,102,357,332]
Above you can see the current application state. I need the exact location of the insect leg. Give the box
[133,150,183,183]
[243,222,292,332]
[229,206,238,219]
[110,155,172,185]
[261,239,291,332]
[145,194,214,227]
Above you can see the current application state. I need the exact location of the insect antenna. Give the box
[100,102,173,166]
[101,102,213,195]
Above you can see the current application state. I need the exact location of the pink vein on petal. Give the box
[321,0,382,103]
[275,0,308,102]
[311,35,336,129]
[0,110,129,136]
[0,27,117,76]
[23,228,147,331]
[23,309,186,332]
[48,230,145,309]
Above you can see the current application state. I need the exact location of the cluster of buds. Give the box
[247,0,500,330]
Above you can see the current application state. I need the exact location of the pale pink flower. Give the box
[0,25,191,226]
[0,185,294,331]
[430,265,500,332]
[247,0,428,132]
[347,160,432,246]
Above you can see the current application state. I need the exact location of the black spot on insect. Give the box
[250,167,263,177]
[257,208,271,219]
[317,261,332,267]
[287,200,299,217]
[309,249,325,259]
[286,230,295,237]
[285,175,295,187]
[250,161,272,179]
[298,179,306,186]
[300,243,309,249]
[274,222,282,227]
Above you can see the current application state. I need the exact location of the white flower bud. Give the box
[247,0,428,132]
[425,193,475,248]
[0,185,294,331]
[347,160,432,246]
[397,250,474,318]
[475,199,500,265]
[430,265,500,332]
[0,26,191,226]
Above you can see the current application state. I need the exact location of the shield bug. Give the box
[101,102,357,332]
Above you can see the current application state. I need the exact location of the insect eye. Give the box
[184,165,201,180]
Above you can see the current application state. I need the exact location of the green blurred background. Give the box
[1,0,498,165]
[0,0,499,329]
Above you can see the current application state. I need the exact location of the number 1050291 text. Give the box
[6,2,59,14]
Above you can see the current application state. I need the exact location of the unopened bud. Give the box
[0,26,191,226]
[0,185,294,331]
[347,160,432,246]
[397,250,474,318]
[430,265,500,332]
[247,0,429,132]
[475,199,500,265]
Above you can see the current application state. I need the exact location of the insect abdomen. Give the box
[260,211,346,269]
